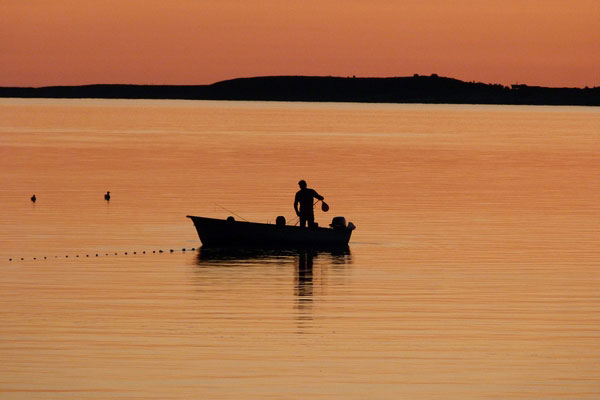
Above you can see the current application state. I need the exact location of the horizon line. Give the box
[2,74,599,90]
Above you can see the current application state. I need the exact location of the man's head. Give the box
[298,180,307,189]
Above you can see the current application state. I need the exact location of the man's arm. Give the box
[312,189,324,201]
[294,193,301,216]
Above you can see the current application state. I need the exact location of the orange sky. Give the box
[1,0,599,87]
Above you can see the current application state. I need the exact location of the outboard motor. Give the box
[276,216,286,227]
[330,216,347,230]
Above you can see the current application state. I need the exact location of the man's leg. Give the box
[300,216,307,227]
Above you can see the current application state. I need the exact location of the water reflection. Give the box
[194,246,352,332]
[296,250,314,298]
[295,250,315,330]
[194,245,351,265]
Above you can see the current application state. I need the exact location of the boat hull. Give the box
[187,216,353,248]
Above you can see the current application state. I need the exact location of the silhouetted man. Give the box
[294,180,324,228]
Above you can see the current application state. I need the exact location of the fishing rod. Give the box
[214,203,249,222]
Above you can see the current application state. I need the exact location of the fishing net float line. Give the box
[7,247,197,262]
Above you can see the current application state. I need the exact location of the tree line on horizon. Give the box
[1,75,598,106]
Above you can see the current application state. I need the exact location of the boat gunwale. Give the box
[186,215,343,232]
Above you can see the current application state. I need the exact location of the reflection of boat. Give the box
[187,215,355,247]
[195,245,350,263]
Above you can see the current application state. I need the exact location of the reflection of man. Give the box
[294,180,324,228]
[296,250,314,298]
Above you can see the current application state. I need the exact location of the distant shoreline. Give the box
[1,75,599,106]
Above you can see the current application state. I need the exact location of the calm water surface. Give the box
[1,99,599,399]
